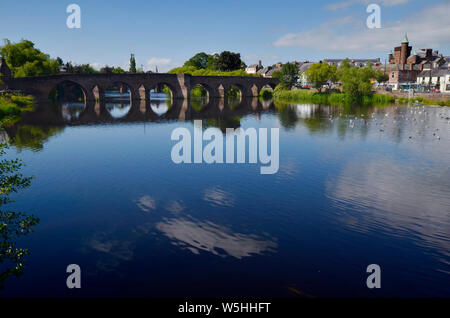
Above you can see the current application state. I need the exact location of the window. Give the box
[391,73,395,78]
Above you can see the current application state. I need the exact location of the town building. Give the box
[323,58,381,67]
[379,34,446,90]
[416,64,450,93]
[245,60,263,74]
[298,62,314,87]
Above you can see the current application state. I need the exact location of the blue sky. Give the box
[1,0,449,71]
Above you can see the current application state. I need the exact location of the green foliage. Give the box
[0,93,34,126]
[184,52,210,69]
[304,62,337,92]
[129,53,136,73]
[226,85,241,99]
[168,66,259,77]
[0,143,39,289]
[190,85,207,97]
[273,88,395,106]
[207,53,219,70]
[0,39,60,77]
[274,63,300,89]
[259,88,273,100]
[11,125,64,152]
[375,70,389,83]
[112,67,126,74]
[337,59,375,96]
[216,51,243,72]
[64,62,98,74]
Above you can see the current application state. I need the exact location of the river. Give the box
[1,92,449,297]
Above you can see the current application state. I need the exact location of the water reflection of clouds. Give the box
[156,217,277,259]
[88,232,135,272]
[326,158,450,261]
[165,200,185,213]
[203,187,235,207]
[136,195,156,212]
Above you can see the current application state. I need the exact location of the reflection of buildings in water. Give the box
[150,100,169,116]
[105,102,131,118]
[261,99,272,110]
[156,217,277,259]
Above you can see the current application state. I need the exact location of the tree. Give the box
[56,57,64,66]
[0,39,60,77]
[207,53,219,70]
[216,51,242,72]
[112,67,126,74]
[184,52,209,69]
[72,64,97,74]
[304,62,337,92]
[273,63,300,89]
[375,70,389,83]
[0,143,39,289]
[100,65,113,74]
[338,59,375,96]
[129,53,136,73]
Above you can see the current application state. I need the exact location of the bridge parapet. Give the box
[6,73,278,102]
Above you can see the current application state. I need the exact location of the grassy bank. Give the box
[0,93,34,126]
[272,89,395,106]
[272,89,450,107]
[396,96,450,107]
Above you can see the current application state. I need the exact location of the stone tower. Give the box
[400,34,409,65]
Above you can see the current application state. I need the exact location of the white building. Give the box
[417,67,450,93]
[245,60,263,74]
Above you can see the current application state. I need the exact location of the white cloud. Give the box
[146,57,178,73]
[325,0,410,10]
[274,3,450,52]
[89,62,103,70]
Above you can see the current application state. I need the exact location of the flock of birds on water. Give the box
[327,104,450,141]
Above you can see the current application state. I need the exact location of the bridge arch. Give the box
[48,80,89,103]
[147,82,175,116]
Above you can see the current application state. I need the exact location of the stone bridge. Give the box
[4,73,278,102]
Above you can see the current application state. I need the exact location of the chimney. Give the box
[258,60,262,68]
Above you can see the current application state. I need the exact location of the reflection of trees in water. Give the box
[200,117,241,134]
[0,144,39,289]
[274,100,389,137]
[10,125,64,152]
[190,97,209,112]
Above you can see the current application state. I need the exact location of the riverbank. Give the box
[271,89,450,106]
[0,93,34,126]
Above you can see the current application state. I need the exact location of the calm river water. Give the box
[1,93,449,297]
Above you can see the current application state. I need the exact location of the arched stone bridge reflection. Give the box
[14,97,276,127]
[7,73,278,101]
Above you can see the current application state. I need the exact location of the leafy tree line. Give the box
[0,39,142,77]
[169,51,255,77]
[302,59,389,96]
